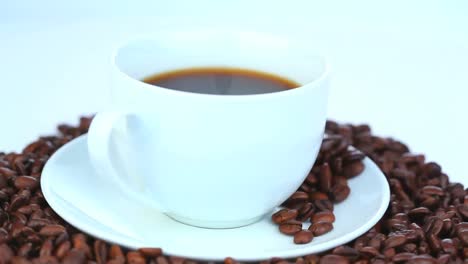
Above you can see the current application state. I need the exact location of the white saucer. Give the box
[41,135,390,261]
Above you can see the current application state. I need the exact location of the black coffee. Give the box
[142,67,300,95]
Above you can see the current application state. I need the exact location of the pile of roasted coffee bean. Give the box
[0,117,466,264]
[272,132,366,244]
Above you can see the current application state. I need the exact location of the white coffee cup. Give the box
[87,30,329,228]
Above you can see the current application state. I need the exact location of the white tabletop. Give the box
[1,1,467,185]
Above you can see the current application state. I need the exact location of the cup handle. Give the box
[87,111,167,212]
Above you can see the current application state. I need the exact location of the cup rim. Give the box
[111,29,330,101]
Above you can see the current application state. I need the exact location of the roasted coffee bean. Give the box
[383,247,396,258]
[393,252,416,262]
[311,211,335,223]
[14,176,39,190]
[0,243,14,263]
[342,161,364,178]
[421,186,445,197]
[10,256,32,264]
[27,218,51,229]
[457,204,468,219]
[309,221,333,236]
[427,233,441,252]
[110,245,124,259]
[319,163,332,192]
[293,230,313,244]
[358,246,380,258]
[72,233,92,258]
[440,238,456,255]
[329,184,350,203]
[343,150,365,163]
[127,251,146,264]
[55,241,71,259]
[279,220,302,235]
[17,242,32,258]
[436,254,451,264]
[318,254,349,264]
[314,199,334,212]
[40,238,54,257]
[297,203,315,222]
[272,209,299,224]
[62,249,86,264]
[332,246,359,261]
[94,240,107,264]
[39,224,66,236]
[427,217,444,236]
[289,191,309,203]
[368,234,385,250]
[139,248,163,257]
[384,234,407,249]
[305,172,318,185]
[457,228,468,245]
[408,207,431,219]
[309,192,329,201]
[407,255,437,264]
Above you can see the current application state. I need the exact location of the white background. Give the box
[1,1,467,184]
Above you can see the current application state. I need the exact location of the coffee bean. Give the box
[393,252,416,262]
[329,184,350,203]
[9,193,29,211]
[279,220,302,235]
[314,199,334,212]
[358,246,380,258]
[309,221,333,236]
[309,192,329,201]
[94,240,107,264]
[72,233,92,258]
[127,251,146,264]
[383,247,396,258]
[14,176,39,190]
[272,209,299,224]
[428,217,444,236]
[457,204,468,219]
[457,229,468,245]
[318,254,349,264]
[408,207,431,219]
[311,211,335,223]
[109,245,124,259]
[154,256,170,264]
[407,255,437,264]
[439,238,456,256]
[305,172,318,185]
[343,161,364,178]
[39,224,66,236]
[297,203,315,222]
[17,242,32,258]
[384,234,407,248]
[0,243,14,262]
[436,254,451,264]
[319,163,332,192]
[27,218,51,230]
[10,256,32,264]
[331,246,359,262]
[293,230,313,244]
[289,191,309,203]
[421,186,444,197]
[62,249,86,264]
[427,233,441,252]
[343,150,365,163]
[139,248,162,257]
[55,241,71,260]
